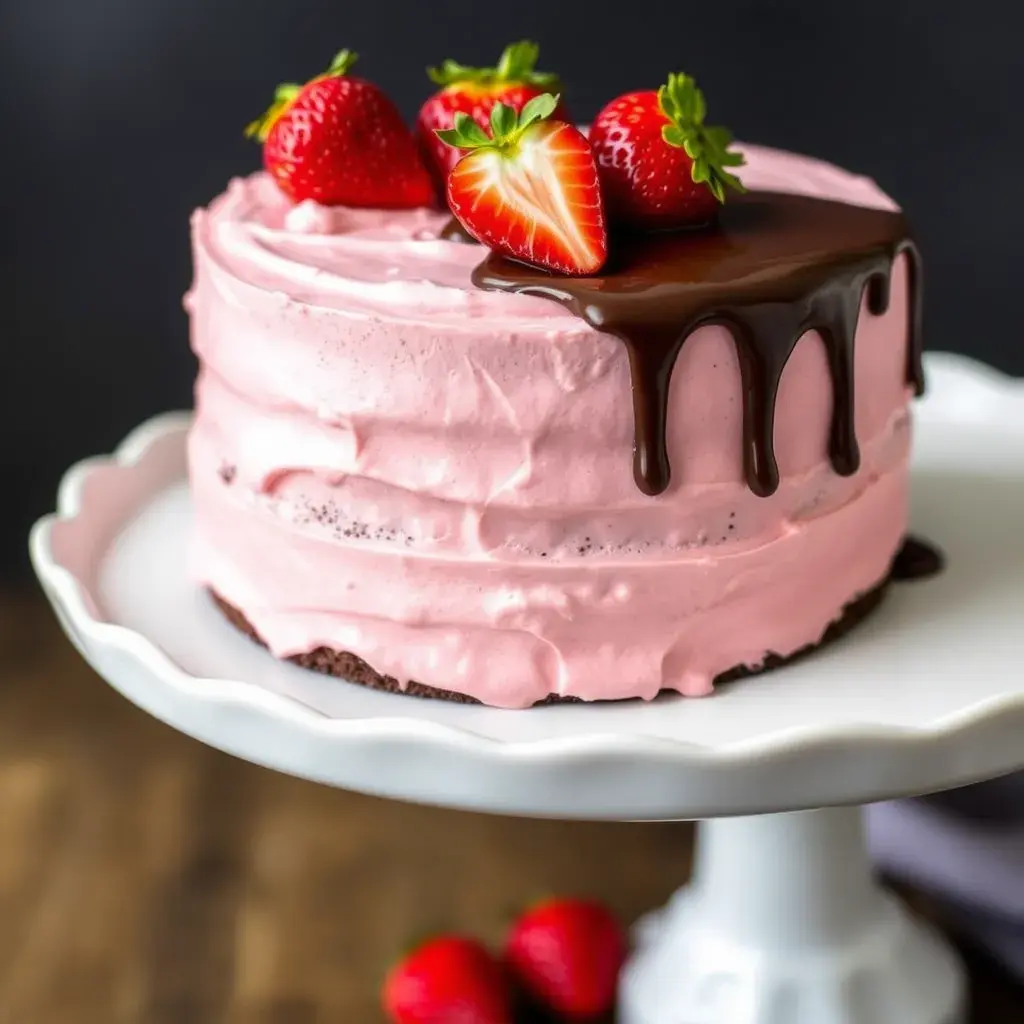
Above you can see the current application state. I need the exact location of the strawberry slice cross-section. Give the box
[437,94,608,276]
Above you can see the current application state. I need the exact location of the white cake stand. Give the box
[30,354,1024,1024]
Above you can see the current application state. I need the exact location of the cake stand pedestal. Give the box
[30,355,1024,1024]
[625,807,962,1023]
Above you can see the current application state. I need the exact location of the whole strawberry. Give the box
[246,50,434,209]
[383,935,514,1024]
[504,897,627,1021]
[418,40,570,188]
[438,95,607,276]
[590,72,746,231]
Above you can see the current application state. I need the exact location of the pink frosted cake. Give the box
[186,50,924,708]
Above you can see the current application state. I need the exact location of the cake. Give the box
[186,48,922,708]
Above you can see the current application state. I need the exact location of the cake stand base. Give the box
[622,806,964,1024]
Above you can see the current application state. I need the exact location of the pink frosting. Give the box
[187,144,914,707]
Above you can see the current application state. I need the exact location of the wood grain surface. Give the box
[0,590,1019,1023]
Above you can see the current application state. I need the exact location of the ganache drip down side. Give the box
[471,190,923,496]
[892,535,945,581]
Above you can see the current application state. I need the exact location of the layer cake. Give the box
[187,142,920,707]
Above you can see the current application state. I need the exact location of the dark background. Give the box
[1,0,1020,578]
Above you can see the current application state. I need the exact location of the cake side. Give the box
[210,580,891,704]
[187,144,914,708]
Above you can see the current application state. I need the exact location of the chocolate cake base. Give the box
[210,579,888,706]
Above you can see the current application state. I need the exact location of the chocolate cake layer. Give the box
[210,579,889,706]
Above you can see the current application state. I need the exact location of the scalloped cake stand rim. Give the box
[28,351,1024,821]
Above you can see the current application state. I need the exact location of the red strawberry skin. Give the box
[383,936,514,1024]
[590,90,718,230]
[504,898,627,1020]
[446,119,607,276]
[259,62,434,209]
[419,85,570,190]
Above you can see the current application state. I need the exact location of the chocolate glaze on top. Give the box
[440,215,477,244]
[472,190,923,496]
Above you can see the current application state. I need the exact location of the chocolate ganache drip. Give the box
[440,215,477,244]
[892,535,945,581]
[472,191,923,496]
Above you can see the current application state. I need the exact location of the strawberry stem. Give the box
[435,93,559,153]
[326,49,358,77]
[657,72,746,204]
[427,39,561,90]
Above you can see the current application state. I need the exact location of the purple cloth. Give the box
[866,772,1024,978]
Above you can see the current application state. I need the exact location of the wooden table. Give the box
[0,589,1019,1023]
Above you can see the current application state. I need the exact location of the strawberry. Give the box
[590,72,746,231]
[417,40,570,188]
[438,95,607,276]
[382,935,514,1024]
[246,50,434,209]
[504,897,627,1021]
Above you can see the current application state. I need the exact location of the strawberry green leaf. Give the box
[518,92,558,129]
[494,40,560,87]
[692,89,707,125]
[245,50,356,142]
[435,93,562,153]
[435,112,492,150]
[490,102,517,140]
[427,59,481,86]
[496,40,539,81]
[657,72,746,204]
[426,39,562,90]
[326,49,358,77]
[704,125,734,150]
[245,82,301,141]
[662,124,686,149]
[460,113,492,146]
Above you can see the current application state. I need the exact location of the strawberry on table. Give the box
[437,94,607,276]
[382,935,514,1024]
[418,40,570,187]
[246,50,434,209]
[504,897,627,1021]
[590,72,746,231]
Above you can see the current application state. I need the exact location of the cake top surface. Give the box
[196,143,897,327]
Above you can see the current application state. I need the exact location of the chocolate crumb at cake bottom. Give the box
[210,578,889,706]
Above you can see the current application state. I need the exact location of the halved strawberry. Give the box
[418,40,570,188]
[437,95,607,276]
